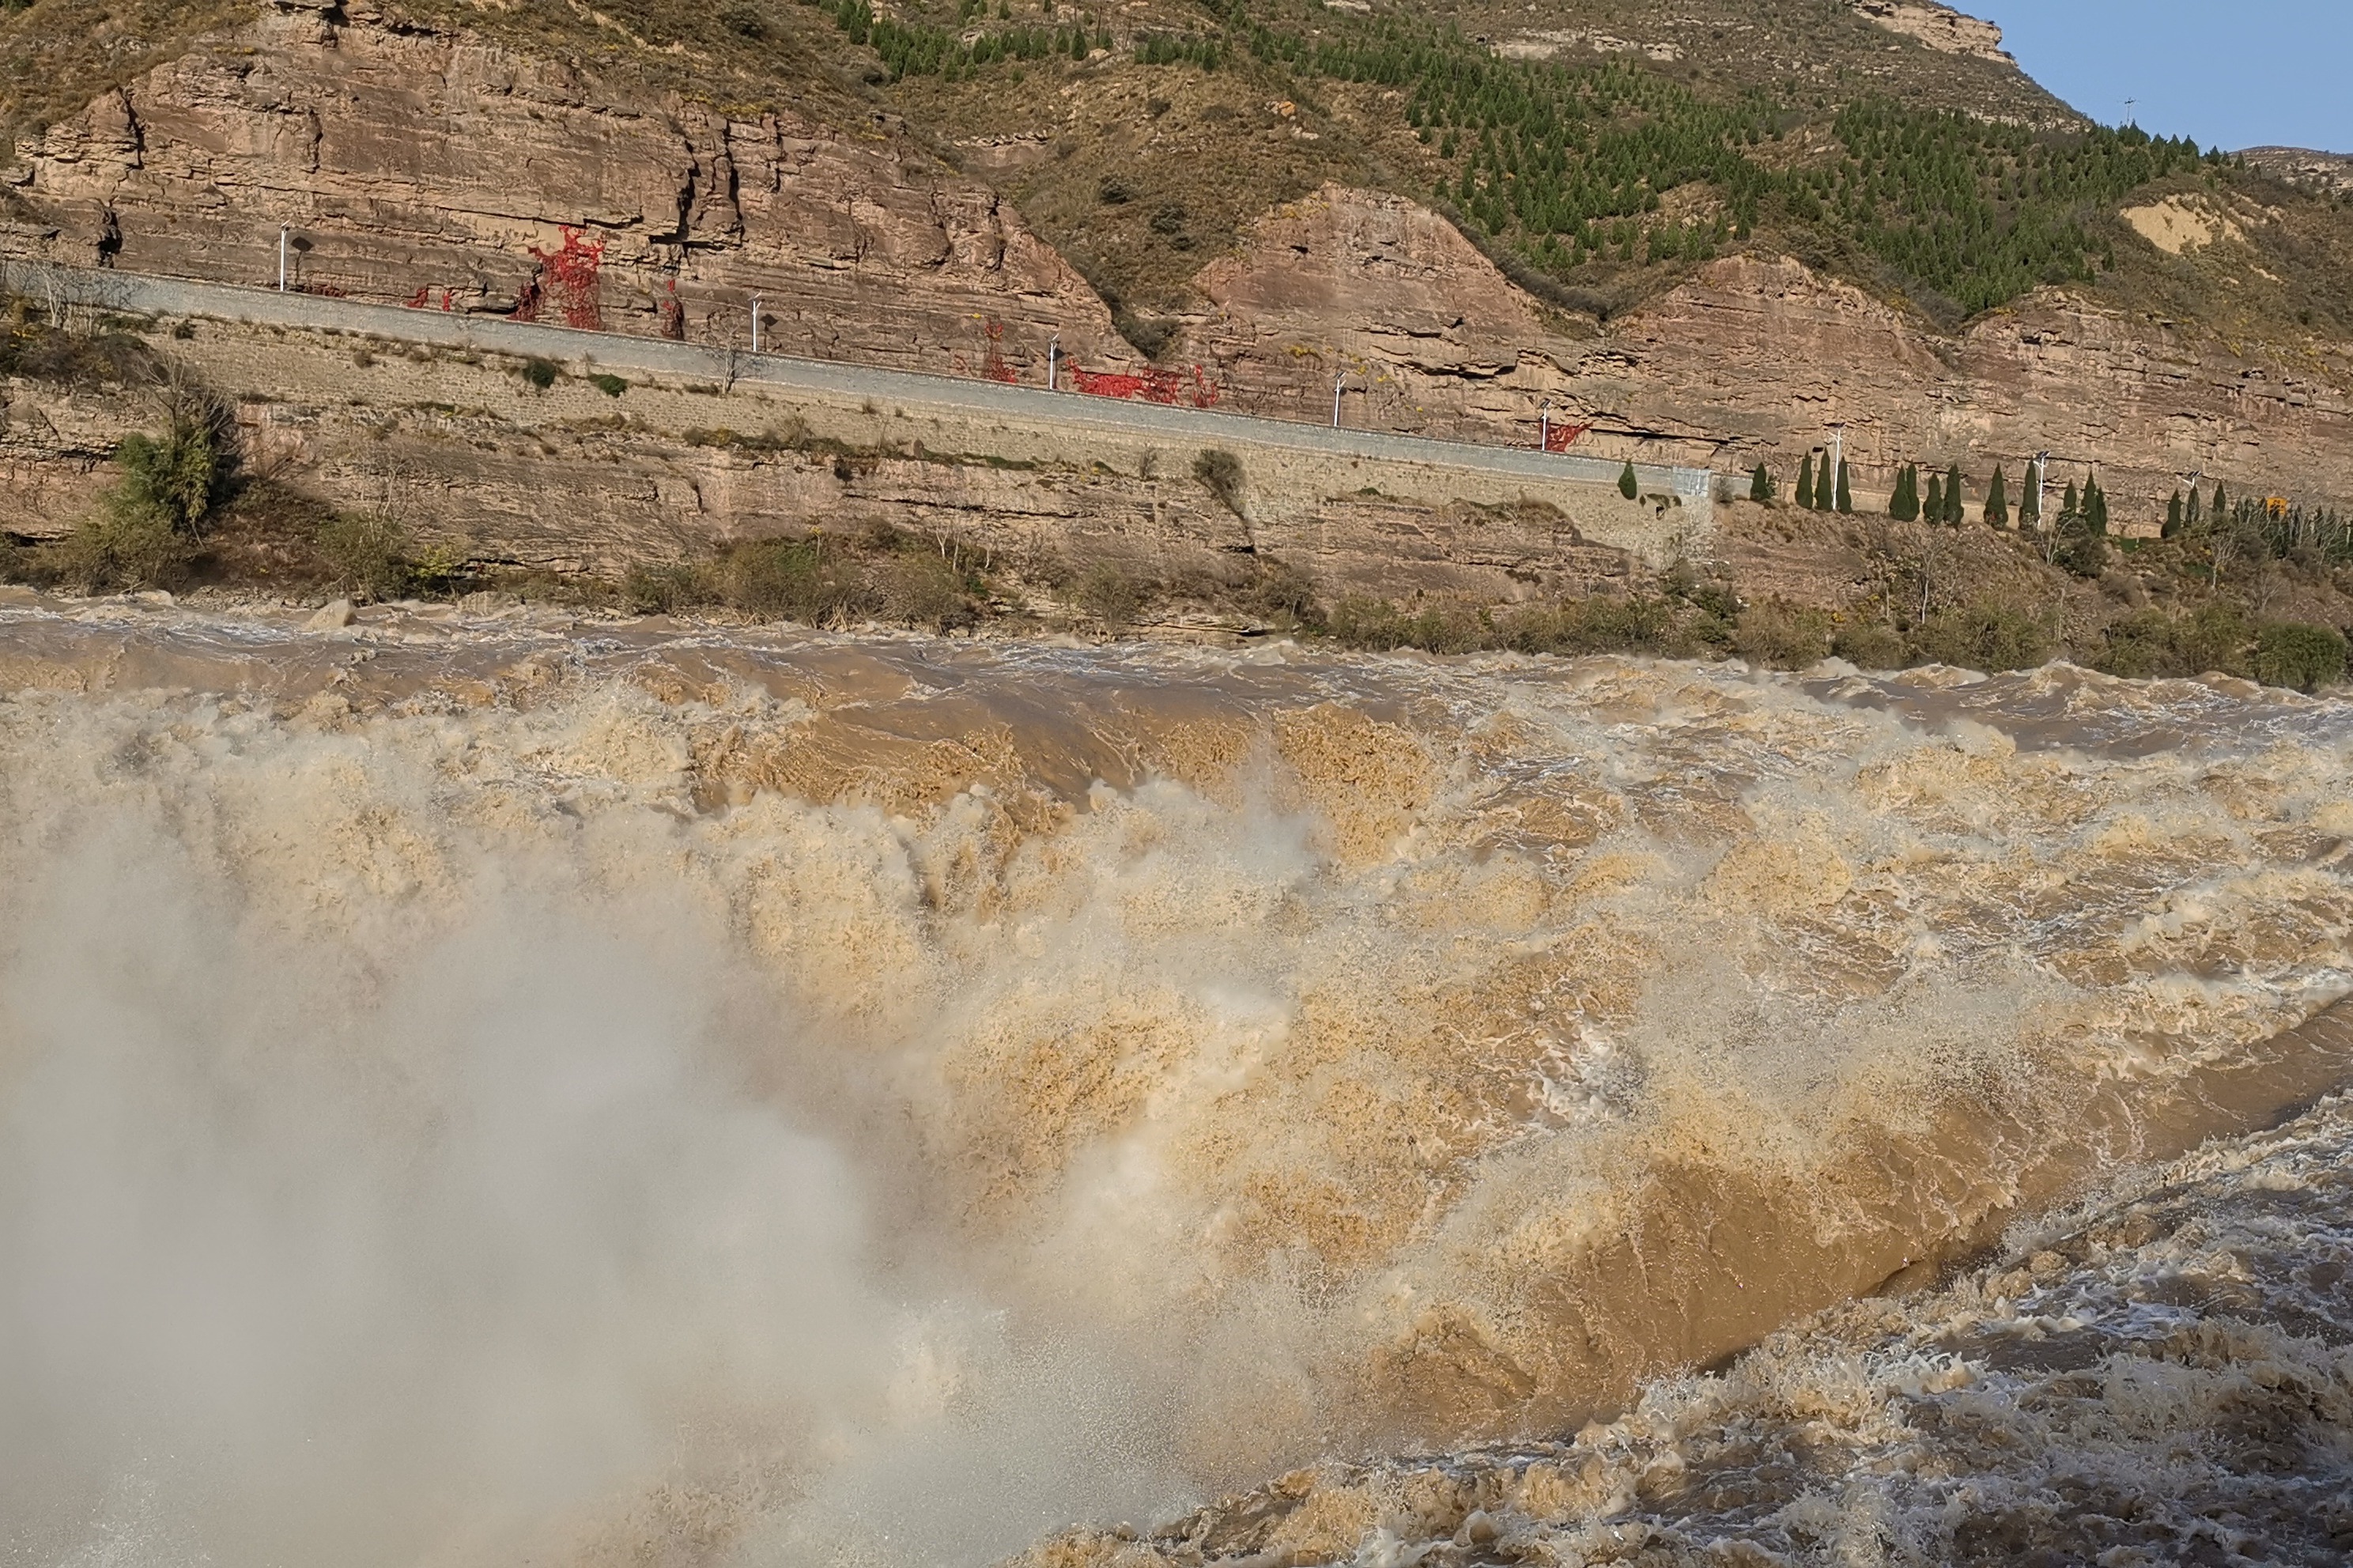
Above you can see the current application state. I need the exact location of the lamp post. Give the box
[749,294,761,354]
[1331,369,1346,429]
[2034,450,2051,529]
[1048,334,1059,391]
[278,225,289,293]
[1539,400,1550,452]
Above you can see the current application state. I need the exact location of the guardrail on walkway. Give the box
[8,260,1715,503]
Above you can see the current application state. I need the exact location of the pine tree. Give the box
[2021,462,2042,529]
[1836,458,1853,514]
[1890,463,1921,522]
[1985,467,2009,529]
[1751,463,1775,503]
[2211,482,2227,526]
[2165,490,2185,538]
[1619,460,1639,500]
[2060,479,2081,529]
[1796,453,1816,511]
[2087,476,2109,535]
[2185,485,2202,529]
[1924,471,1944,525]
[1945,465,1966,525]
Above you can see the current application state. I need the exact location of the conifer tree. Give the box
[1924,471,1944,525]
[2060,479,2080,529]
[1751,463,1775,503]
[2211,482,2227,524]
[1890,463,1921,522]
[1985,466,2009,528]
[1836,458,1854,514]
[2021,462,2041,529]
[2185,485,2202,529]
[1619,460,1639,500]
[2087,476,2109,535]
[1945,465,1966,525]
[2166,490,2185,538]
[1796,453,1815,512]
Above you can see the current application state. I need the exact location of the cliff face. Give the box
[1183,187,2353,529]
[7,8,2351,550]
[9,2,1128,376]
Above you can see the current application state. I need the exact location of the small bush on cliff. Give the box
[520,357,560,390]
[722,537,864,622]
[1618,461,1639,501]
[589,372,628,398]
[2091,604,2253,680]
[624,563,703,615]
[1075,565,1148,630]
[316,510,414,602]
[2252,621,2347,692]
[1192,448,1245,516]
[1732,602,1834,669]
[1831,620,1909,671]
[1911,601,2050,673]
[56,392,236,592]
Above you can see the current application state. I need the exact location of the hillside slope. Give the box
[1,0,2349,602]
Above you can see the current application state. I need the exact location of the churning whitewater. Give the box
[1,596,2349,1567]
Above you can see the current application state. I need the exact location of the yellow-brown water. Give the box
[1,595,2348,1566]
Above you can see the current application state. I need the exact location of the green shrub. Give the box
[1075,565,1148,629]
[871,551,976,632]
[2091,608,2185,679]
[1732,602,1834,669]
[588,372,627,397]
[520,357,559,390]
[624,563,705,615]
[56,501,194,591]
[1499,594,1679,657]
[2252,621,2347,692]
[2171,603,2255,677]
[315,511,412,601]
[722,537,862,622]
[1912,602,2051,673]
[1830,620,1909,671]
[1618,461,1639,501]
[1192,448,1245,516]
[2055,529,2108,579]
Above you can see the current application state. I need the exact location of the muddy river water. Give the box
[2,595,2347,1565]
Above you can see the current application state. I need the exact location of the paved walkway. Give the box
[12,260,1713,501]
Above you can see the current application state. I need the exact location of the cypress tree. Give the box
[2211,482,2227,524]
[2021,462,2041,529]
[1751,463,1775,503]
[2087,477,2109,535]
[1797,453,1816,511]
[2060,479,2080,528]
[1986,466,2009,528]
[1836,458,1853,514]
[2165,490,2184,537]
[1924,471,1944,526]
[2185,485,2202,529]
[1945,465,1966,525]
[1890,463,1921,522]
[1619,460,1639,500]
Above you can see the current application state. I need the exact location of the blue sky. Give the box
[1977,1,2351,153]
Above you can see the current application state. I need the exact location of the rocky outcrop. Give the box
[0,309,1681,605]
[6,1,1128,377]
[1180,186,2353,531]
[1851,2,2013,65]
